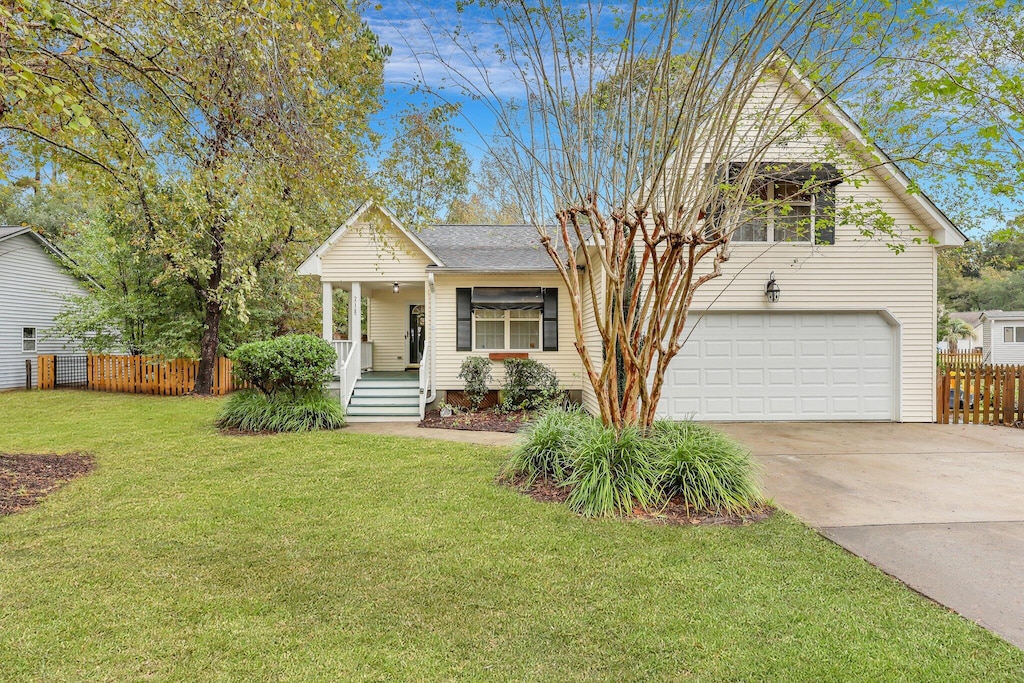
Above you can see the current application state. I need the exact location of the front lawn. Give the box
[1,391,1021,681]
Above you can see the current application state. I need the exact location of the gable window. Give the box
[22,327,36,353]
[736,180,816,243]
[1004,326,1024,343]
[711,162,839,245]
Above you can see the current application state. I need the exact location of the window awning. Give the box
[472,287,544,310]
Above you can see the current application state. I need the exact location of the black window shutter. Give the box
[456,288,472,351]
[815,182,837,245]
[542,288,558,351]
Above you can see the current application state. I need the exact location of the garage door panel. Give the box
[658,312,894,421]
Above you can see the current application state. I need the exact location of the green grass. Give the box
[0,391,1022,681]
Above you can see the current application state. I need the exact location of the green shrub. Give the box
[221,335,343,433]
[651,420,765,514]
[458,356,492,411]
[499,358,562,412]
[502,406,595,484]
[564,424,662,517]
[230,334,336,397]
[217,389,345,433]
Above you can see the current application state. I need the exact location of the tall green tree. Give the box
[5,0,387,393]
[379,103,471,226]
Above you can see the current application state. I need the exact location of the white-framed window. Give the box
[735,180,816,243]
[1004,326,1024,343]
[473,309,541,351]
[22,327,36,353]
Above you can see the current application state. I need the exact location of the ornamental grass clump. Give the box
[503,407,765,518]
[217,334,344,433]
[651,420,765,514]
[502,406,595,484]
[564,424,662,517]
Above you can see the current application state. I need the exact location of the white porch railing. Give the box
[331,340,360,408]
[418,336,432,418]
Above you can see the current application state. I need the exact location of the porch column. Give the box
[350,282,362,377]
[321,281,333,341]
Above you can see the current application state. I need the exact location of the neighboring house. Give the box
[979,311,1024,365]
[0,226,89,390]
[299,57,965,423]
[937,311,983,353]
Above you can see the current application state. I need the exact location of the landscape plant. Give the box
[217,334,343,432]
[457,356,493,411]
[499,358,562,413]
[506,406,765,518]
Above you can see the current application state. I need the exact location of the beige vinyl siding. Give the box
[367,286,428,371]
[625,73,943,422]
[579,261,605,415]
[319,208,434,283]
[433,273,584,391]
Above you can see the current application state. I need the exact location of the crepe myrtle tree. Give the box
[413,0,936,428]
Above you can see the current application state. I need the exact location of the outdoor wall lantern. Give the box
[393,282,400,294]
[765,272,781,303]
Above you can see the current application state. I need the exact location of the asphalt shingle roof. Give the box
[418,224,572,271]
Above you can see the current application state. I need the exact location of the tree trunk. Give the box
[194,297,222,395]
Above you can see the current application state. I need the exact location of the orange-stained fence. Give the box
[37,355,245,396]
[937,350,984,369]
[936,365,1024,425]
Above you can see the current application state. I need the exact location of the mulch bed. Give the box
[0,453,95,516]
[504,475,775,526]
[420,408,535,433]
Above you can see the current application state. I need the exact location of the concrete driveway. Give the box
[718,422,1024,649]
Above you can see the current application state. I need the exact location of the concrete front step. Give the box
[355,379,419,390]
[347,404,420,417]
[352,387,420,398]
[349,395,419,407]
[346,414,422,423]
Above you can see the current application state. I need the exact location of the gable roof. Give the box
[296,201,445,276]
[418,224,564,272]
[771,54,966,247]
[1,225,71,262]
[0,225,100,288]
[981,310,1024,322]
[949,311,984,328]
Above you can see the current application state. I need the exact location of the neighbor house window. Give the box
[1004,326,1024,343]
[736,180,815,243]
[473,309,541,351]
[22,327,36,352]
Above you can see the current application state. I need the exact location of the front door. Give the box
[408,304,426,366]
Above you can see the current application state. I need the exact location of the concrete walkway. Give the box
[718,422,1024,649]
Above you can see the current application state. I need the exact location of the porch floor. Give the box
[361,370,419,380]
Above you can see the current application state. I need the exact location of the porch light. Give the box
[765,272,780,303]
[393,282,400,294]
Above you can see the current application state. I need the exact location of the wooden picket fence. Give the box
[937,350,984,369]
[37,355,244,396]
[936,365,1024,425]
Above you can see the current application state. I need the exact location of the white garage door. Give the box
[658,312,894,421]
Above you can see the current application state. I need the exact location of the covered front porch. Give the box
[321,279,434,421]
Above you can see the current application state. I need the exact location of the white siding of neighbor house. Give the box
[367,285,429,372]
[319,207,435,283]
[986,319,1024,365]
[0,233,88,390]
[432,273,584,391]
